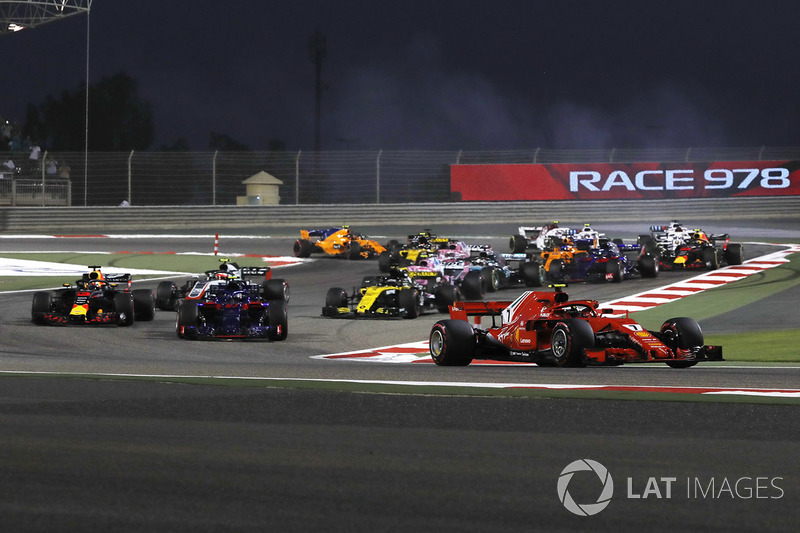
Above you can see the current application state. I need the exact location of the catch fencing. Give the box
[1,147,799,207]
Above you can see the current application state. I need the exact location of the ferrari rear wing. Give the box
[448,300,512,324]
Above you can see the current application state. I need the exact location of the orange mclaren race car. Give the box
[429,286,722,368]
[293,226,387,259]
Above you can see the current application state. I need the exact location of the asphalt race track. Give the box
[1,221,799,531]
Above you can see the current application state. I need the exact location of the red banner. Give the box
[450,161,800,200]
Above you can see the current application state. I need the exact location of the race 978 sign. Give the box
[450,161,800,200]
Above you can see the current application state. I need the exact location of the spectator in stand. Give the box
[28,142,41,176]
[58,162,71,180]
[46,159,57,176]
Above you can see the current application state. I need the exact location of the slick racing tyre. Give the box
[132,289,156,321]
[263,279,290,301]
[702,247,719,270]
[510,234,528,253]
[155,281,177,310]
[293,239,313,258]
[549,320,594,367]
[522,262,542,287]
[724,243,744,266]
[434,284,460,313]
[429,319,475,366]
[638,254,659,278]
[460,270,484,300]
[325,287,348,308]
[605,258,624,283]
[176,301,198,339]
[114,293,135,326]
[660,317,704,368]
[399,288,420,319]
[268,300,289,341]
[481,267,502,292]
[31,291,52,324]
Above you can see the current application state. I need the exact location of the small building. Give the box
[237,171,283,205]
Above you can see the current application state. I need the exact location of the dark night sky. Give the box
[2,0,799,151]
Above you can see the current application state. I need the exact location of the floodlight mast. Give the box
[0,0,92,34]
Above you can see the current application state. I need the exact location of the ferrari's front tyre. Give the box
[549,320,593,367]
[114,292,135,326]
[660,317,703,368]
[294,239,313,258]
[429,320,475,366]
[31,291,52,324]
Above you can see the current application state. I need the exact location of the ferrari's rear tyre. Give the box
[549,320,594,367]
[605,258,623,283]
[429,320,475,366]
[268,300,288,341]
[399,288,420,319]
[522,262,541,287]
[510,235,527,253]
[294,239,313,258]
[725,243,744,266]
[31,291,52,324]
[461,270,484,300]
[132,289,155,321]
[155,281,177,310]
[434,284,459,313]
[176,301,198,339]
[114,292,135,326]
[263,279,290,301]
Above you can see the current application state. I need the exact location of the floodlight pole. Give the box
[83,7,90,206]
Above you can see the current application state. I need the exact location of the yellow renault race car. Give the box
[293,226,387,259]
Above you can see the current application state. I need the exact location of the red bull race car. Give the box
[31,266,155,326]
[641,222,744,270]
[429,286,722,368]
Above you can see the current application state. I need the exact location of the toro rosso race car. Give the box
[322,267,458,319]
[642,222,744,270]
[176,274,289,341]
[429,286,722,368]
[31,266,155,326]
[294,226,387,259]
[155,259,279,311]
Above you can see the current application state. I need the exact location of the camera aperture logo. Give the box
[558,459,614,516]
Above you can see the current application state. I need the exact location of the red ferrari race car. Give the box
[429,286,722,368]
